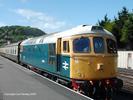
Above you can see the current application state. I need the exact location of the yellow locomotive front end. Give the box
[56,25,122,99]
[70,34,117,80]
[69,33,123,99]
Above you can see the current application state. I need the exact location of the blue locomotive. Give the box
[0,25,123,99]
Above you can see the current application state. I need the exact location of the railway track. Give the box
[112,90,133,100]
[118,68,133,93]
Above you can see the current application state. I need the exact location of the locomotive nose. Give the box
[71,55,117,80]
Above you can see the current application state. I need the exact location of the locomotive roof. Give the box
[21,25,114,45]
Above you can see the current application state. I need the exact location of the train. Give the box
[0,25,123,99]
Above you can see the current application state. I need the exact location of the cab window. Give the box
[63,41,69,53]
[73,37,90,53]
[93,37,104,53]
[107,39,117,54]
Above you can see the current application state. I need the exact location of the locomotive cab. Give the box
[56,31,122,99]
[70,34,118,80]
[56,32,118,81]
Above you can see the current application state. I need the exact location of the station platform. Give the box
[0,56,92,100]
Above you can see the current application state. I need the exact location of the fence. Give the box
[118,51,133,69]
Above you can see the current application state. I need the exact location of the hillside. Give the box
[0,26,46,46]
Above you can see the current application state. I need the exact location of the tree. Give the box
[98,7,133,50]
[0,25,46,46]
[98,14,114,32]
[98,14,111,26]
[121,14,133,49]
[112,7,129,49]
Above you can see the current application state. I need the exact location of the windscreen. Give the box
[93,37,104,53]
[73,37,90,53]
[107,39,117,54]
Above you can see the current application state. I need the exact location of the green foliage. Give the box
[0,26,46,46]
[98,7,133,50]
[98,14,111,27]
[121,14,133,49]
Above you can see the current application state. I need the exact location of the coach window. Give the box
[93,37,104,53]
[48,43,56,65]
[13,49,14,54]
[20,46,23,52]
[107,39,117,54]
[15,49,16,54]
[63,41,69,53]
[10,49,12,54]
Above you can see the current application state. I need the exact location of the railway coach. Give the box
[0,25,123,99]
[0,42,21,62]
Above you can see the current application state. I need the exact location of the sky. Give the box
[0,0,133,33]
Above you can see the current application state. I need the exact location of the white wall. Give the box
[118,51,133,69]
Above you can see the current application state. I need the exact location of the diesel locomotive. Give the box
[0,25,123,99]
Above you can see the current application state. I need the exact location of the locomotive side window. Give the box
[63,41,69,53]
[107,39,117,54]
[73,37,90,53]
[93,37,104,53]
[48,43,56,65]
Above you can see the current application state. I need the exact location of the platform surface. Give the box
[0,56,92,100]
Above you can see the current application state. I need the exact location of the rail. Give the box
[118,68,133,93]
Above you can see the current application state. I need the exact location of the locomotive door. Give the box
[56,38,70,78]
[56,38,62,72]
